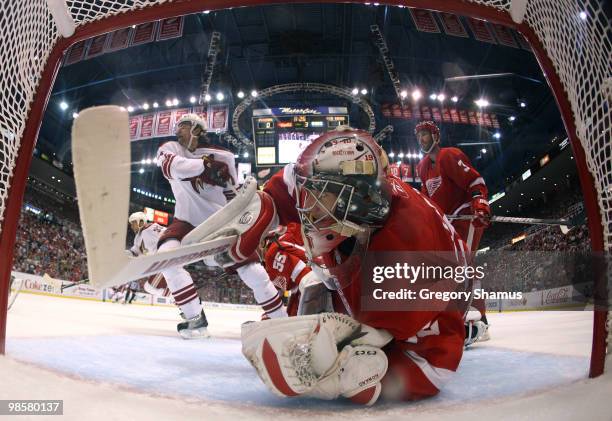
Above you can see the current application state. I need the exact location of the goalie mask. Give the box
[294,128,391,290]
[128,211,147,234]
[175,113,208,151]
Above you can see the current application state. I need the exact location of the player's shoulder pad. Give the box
[196,143,232,155]
[441,147,467,160]
[158,140,180,154]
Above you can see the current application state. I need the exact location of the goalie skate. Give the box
[177,309,210,339]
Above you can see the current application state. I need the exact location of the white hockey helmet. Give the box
[128,211,147,233]
[175,113,208,151]
[176,113,208,131]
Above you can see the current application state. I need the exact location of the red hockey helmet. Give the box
[415,121,440,154]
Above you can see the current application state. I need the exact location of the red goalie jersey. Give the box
[262,222,310,316]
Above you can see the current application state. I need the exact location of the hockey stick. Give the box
[72,106,239,289]
[7,276,23,311]
[60,278,90,292]
[448,211,586,234]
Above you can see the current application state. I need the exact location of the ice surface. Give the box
[2,293,611,420]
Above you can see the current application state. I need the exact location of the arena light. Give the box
[360,88,368,95]
[519,101,527,108]
[237,91,245,99]
[251,90,258,98]
[153,102,159,108]
[352,87,359,95]
[481,148,487,153]
[59,101,68,110]
[138,168,144,174]
[165,99,172,107]
[493,132,501,139]
[400,90,407,99]
[437,93,445,102]
[429,93,437,100]
[216,92,225,101]
[72,112,78,119]
[451,96,458,102]
[145,159,152,165]
[243,151,249,158]
[204,94,211,102]
[508,115,516,121]
[203,10,210,14]
[579,11,587,20]
[475,98,489,107]
[398,152,404,158]
[126,106,134,112]
[119,106,126,111]
[172,98,179,106]
[142,103,149,110]
[418,152,423,158]
[412,89,422,101]
[388,151,395,158]
[189,96,196,104]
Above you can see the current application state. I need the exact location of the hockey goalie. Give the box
[204,128,467,405]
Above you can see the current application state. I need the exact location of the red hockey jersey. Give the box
[416,147,487,216]
[331,177,467,400]
[263,164,300,226]
[263,223,310,316]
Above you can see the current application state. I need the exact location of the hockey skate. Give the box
[177,309,210,339]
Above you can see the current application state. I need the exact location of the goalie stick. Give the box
[72,106,238,289]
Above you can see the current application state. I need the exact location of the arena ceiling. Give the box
[34,3,571,212]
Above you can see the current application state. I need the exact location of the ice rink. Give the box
[2,292,611,420]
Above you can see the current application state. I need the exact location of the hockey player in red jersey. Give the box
[263,163,300,225]
[415,120,491,341]
[240,128,468,405]
[260,222,326,316]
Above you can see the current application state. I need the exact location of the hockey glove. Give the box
[470,197,491,228]
[201,154,232,187]
[241,313,393,406]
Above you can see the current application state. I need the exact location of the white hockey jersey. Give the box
[156,141,238,226]
[129,223,165,256]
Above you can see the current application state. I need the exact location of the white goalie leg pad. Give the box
[241,313,389,405]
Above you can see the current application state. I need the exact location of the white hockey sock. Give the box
[159,239,202,319]
[237,263,287,318]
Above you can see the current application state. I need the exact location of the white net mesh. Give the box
[0,0,609,359]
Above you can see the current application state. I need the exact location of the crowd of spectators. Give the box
[12,185,257,304]
[479,209,590,294]
[13,210,88,282]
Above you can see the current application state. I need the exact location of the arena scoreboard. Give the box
[252,106,349,166]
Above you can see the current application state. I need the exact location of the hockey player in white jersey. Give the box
[127,211,169,297]
[127,211,165,257]
[155,113,237,338]
[156,113,286,338]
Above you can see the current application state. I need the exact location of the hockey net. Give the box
[0,0,610,374]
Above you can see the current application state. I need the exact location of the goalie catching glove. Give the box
[241,313,393,405]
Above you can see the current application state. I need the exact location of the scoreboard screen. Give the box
[252,107,349,166]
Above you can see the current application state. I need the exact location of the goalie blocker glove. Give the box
[241,313,393,405]
[195,180,278,268]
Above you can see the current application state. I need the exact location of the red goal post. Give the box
[0,0,609,377]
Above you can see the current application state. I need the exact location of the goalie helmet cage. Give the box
[0,0,609,374]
